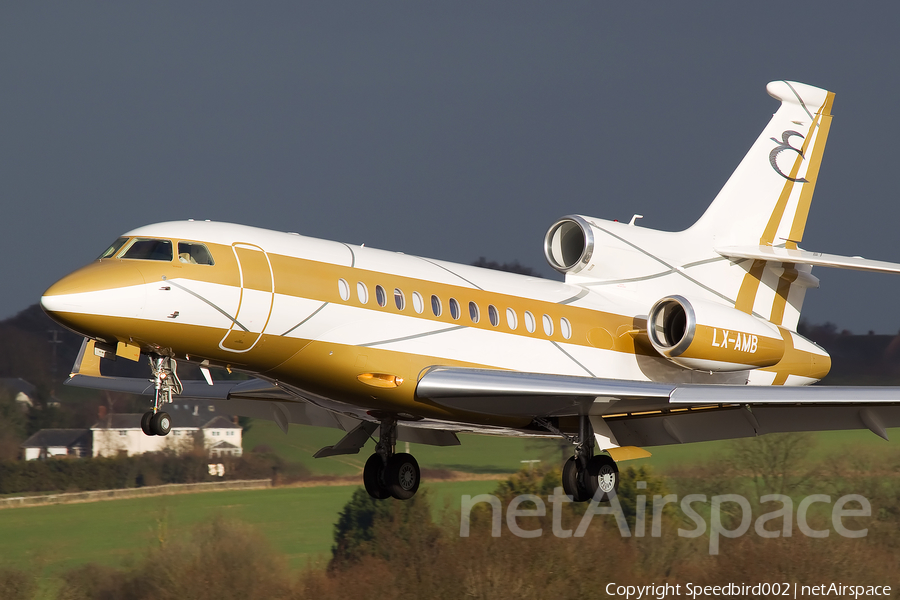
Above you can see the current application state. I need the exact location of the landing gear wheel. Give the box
[583,454,619,502]
[385,453,420,500]
[141,411,155,436]
[363,454,391,500]
[562,456,589,502]
[150,412,172,436]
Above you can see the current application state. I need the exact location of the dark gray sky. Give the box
[3,2,899,333]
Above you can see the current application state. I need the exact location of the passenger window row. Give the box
[338,279,573,340]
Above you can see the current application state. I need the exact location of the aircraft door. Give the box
[219,243,274,353]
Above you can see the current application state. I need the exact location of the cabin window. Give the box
[177,242,214,265]
[394,288,405,310]
[449,298,460,320]
[431,295,442,317]
[542,314,554,336]
[376,285,387,307]
[412,292,424,314]
[98,237,129,259]
[357,282,369,304]
[469,302,480,323]
[524,311,536,333]
[488,305,499,327]
[560,317,572,340]
[121,238,173,261]
[338,279,350,301]
[506,308,518,330]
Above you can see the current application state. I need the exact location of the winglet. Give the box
[71,338,102,378]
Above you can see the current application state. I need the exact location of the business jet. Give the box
[41,81,900,502]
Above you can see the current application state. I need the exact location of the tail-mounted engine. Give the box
[544,216,594,274]
[647,295,785,372]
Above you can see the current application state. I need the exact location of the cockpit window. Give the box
[98,237,129,259]
[121,238,174,261]
[177,242,215,265]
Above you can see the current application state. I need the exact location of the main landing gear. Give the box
[539,415,620,502]
[362,416,421,500]
[140,355,183,437]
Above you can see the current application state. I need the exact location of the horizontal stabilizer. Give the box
[716,245,900,274]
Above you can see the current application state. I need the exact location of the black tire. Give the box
[584,454,619,502]
[150,411,172,436]
[363,453,391,500]
[385,453,420,500]
[562,456,588,502]
[141,411,155,436]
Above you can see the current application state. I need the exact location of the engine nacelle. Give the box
[647,295,785,372]
[544,215,595,274]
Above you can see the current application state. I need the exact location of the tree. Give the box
[0,391,28,460]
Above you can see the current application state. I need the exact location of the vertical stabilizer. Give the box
[691,80,834,248]
[690,81,834,330]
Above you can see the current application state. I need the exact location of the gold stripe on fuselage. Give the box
[47,235,831,422]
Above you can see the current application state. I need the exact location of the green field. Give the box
[242,420,569,476]
[0,479,500,576]
[244,419,900,476]
[2,423,896,585]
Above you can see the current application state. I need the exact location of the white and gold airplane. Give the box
[41,81,900,501]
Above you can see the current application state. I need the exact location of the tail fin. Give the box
[689,81,834,330]
[691,80,835,248]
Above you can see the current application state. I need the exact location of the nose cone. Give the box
[42,261,146,339]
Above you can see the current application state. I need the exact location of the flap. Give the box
[415,367,674,417]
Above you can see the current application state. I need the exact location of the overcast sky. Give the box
[2,2,899,333]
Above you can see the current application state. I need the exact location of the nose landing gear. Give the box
[141,355,182,437]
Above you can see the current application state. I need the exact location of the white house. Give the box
[91,407,243,458]
[0,377,36,411]
[21,429,92,460]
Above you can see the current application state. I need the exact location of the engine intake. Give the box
[544,216,594,274]
[648,295,785,372]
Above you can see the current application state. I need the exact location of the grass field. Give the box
[2,423,896,586]
[242,420,569,476]
[0,479,500,576]
[243,419,900,476]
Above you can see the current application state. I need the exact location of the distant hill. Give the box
[0,304,84,394]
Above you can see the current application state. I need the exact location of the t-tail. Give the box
[544,80,900,334]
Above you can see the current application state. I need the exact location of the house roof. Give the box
[22,429,91,448]
[0,378,36,397]
[202,416,242,429]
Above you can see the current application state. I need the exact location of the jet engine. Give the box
[647,295,785,372]
[543,215,595,274]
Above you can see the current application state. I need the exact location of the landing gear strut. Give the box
[362,416,421,500]
[539,415,620,502]
[141,355,182,437]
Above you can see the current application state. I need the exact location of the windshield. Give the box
[120,238,174,261]
[97,237,129,260]
[177,242,215,265]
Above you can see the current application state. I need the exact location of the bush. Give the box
[0,452,310,495]
[58,518,294,600]
[0,567,37,600]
